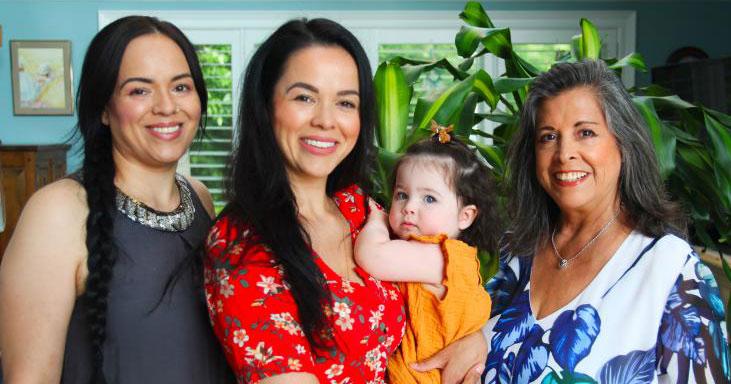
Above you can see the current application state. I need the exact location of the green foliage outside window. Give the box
[513,43,571,73]
[193,44,233,212]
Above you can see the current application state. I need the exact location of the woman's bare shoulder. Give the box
[0,177,89,381]
[27,177,88,220]
[7,177,89,259]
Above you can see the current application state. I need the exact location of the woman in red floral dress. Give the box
[203,18,405,383]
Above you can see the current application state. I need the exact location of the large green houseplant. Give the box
[371,1,731,300]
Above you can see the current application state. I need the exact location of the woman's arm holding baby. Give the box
[354,200,444,284]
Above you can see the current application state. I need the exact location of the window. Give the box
[99,10,635,209]
[193,44,233,211]
[513,43,572,72]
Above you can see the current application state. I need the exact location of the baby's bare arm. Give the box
[354,199,443,284]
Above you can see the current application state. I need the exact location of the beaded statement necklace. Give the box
[115,174,195,232]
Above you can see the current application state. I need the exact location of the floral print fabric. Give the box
[204,185,406,384]
[483,231,730,383]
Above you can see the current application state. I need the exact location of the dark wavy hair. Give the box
[392,137,501,253]
[506,60,685,257]
[222,18,375,351]
[76,16,206,382]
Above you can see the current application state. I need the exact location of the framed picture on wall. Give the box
[10,40,74,115]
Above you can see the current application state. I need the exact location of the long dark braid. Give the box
[75,16,207,382]
[80,122,116,383]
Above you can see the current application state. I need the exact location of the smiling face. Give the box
[534,86,622,216]
[103,33,201,170]
[388,157,476,240]
[271,45,361,185]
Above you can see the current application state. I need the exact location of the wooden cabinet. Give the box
[0,144,70,258]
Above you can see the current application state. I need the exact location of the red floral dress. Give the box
[204,185,406,384]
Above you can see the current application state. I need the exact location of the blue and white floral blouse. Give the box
[482,231,730,383]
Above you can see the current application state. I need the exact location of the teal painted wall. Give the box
[1,0,729,171]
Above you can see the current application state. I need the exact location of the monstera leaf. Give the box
[492,291,534,353]
[549,304,601,373]
[597,349,655,384]
[513,324,549,383]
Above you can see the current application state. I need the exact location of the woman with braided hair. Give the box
[0,16,232,383]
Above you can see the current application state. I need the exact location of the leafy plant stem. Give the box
[512,90,524,110]
[499,95,517,114]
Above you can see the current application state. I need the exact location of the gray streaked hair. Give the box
[506,60,685,257]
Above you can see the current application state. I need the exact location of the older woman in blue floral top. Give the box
[481,60,730,383]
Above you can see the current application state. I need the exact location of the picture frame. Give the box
[10,40,74,115]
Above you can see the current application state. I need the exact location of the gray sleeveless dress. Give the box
[61,177,233,383]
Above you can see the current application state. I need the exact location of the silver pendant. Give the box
[559,259,568,269]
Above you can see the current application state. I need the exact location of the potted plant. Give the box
[372,1,731,319]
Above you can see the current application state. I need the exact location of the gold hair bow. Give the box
[431,120,454,143]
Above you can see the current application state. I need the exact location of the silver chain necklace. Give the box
[115,174,196,232]
[551,211,619,270]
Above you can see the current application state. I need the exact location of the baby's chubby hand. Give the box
[365,198,389,229]
[355,198,393,271]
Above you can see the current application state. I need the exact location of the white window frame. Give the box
[99,9,636,82]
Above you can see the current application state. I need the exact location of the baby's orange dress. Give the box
[387,234,492,384]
